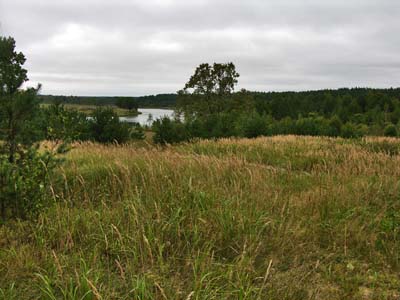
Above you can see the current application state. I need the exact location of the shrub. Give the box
[0,36,66,221]
[384,124,398,137]
[341,122,362,138]
[185,117,206,139]
[239,112,269,138]
[152,117,189,144]
[130,123,145,140]
[294,117,322,136]
[0,146,63,220]
[41,103,90,141]
[210,113,238,138]
[89,107,131,143]
[271,117,295,135]
[115,97,138,111]
[327,115,343,137]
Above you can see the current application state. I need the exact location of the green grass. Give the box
[1,136,400,299]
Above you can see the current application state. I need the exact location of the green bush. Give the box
[152,117,189,144]
[341,122,362,138]
[40,104,90,141]
[328,115,343,137]
[294,116,326,136]
[89,107,131,143]
[239,112,269,138]
[0,36,66,221]
[115,97,138,111]
[209,113,238,138]
[0,146,62,220]
[384,124,398,137]
[129,123,145,140]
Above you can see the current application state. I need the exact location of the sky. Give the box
[1,0,399,96]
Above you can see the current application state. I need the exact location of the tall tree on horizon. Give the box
[177,62,240,116]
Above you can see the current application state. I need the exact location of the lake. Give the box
[119,108,175,126]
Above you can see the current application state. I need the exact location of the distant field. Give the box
[1,136,400,299]
[40,103,140,117]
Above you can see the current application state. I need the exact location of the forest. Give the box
[151,64,400,144]
[39,86,400,144]
[41,88,400,127]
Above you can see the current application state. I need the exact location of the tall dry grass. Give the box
[1,136,399,299]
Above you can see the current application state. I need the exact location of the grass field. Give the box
[1,136,400,299]
[40,103,140,117]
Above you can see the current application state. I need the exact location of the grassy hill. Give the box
[1,136,400,299]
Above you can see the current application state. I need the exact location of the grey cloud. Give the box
[1,0,399,95]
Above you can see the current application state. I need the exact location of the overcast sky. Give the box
[1,0,399,96]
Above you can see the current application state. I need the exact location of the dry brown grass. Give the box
[1,136,400,299]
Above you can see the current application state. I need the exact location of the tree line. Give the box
[39,93,177,108]
[41,74,400,143]
[153,64,400,143]
[39,87,400,125]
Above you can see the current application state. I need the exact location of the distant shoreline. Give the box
[40,103,141,117]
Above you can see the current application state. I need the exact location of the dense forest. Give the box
[254,88,400,119]
[40,88,400,125]
[38,86,400,144]
[41,87,400,130]
[152,63,400,143]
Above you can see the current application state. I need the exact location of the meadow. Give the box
[1,136,400,299]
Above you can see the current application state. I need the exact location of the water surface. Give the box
[120,108,175,125]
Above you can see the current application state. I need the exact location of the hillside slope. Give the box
[1,136,400,299]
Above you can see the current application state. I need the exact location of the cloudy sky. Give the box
[1,0,399,96]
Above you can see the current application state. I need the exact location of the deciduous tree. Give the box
[177,62,240,116]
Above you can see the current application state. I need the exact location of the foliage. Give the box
[0,145,64,220]
[0,36,43,162]
[0,36,28,95]
[183,62,239,96]
[163,63,400,143]
[40,103,91,141]
[177,62,240,116]
[89,107,131,143]
[39,93,177,108]
[0,87,43,161]
[152,116,189,144]
[115,97,138,111]
[237,112,269,138]
[152,110,374,144]
[0,36,65,221]
[39,87,400,139]
[39,104,145,143]
[341,122,362,138]
[130,123,145,140]
[384,124,398,137]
